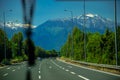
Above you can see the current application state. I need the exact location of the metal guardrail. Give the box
[58,58,120,73]
[70,60,120,70]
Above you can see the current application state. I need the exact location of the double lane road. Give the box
[0,58,120,80]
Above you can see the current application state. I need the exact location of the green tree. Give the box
[87,32,102,63]
[72,27,84,60]
[11,32,23,57]
[116,26,120,65]
[101,29,115,64]
[0,29,6,62]
[0,29,12,63]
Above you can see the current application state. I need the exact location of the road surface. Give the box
[0,58,120,80]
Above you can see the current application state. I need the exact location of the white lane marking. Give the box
[58,59,120,77]
[39,64,41,68]
[59,66,62,68]
[78,75,89,80]
[49,66,52,69]
[3,73,8,77]
[28,67,31,69]
[51,60,62,69]
[65,69,69,72]
[70,71,76,74]
[39,63,41,70]
[38,75,41,79]
[67,66,72,68]
[39,71,41,73]
[7,67,10,69]
[62,68,64,70]
[12,69,15,72]
[18,67,20,69]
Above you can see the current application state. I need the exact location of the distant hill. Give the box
[0,13,115,50]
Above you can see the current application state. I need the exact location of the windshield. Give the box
[0,0,120,80]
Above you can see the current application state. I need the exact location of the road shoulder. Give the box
[57,58,120,77]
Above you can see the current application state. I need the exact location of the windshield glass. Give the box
[0,0,120,80]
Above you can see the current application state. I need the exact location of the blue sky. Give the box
[0,0,120,26]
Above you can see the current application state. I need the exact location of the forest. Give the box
[60,26,120,65]
[0,29,57,65]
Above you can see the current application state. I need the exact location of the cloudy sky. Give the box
[0,0,120,27]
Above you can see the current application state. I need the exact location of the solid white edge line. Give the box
[78,75,89,80]
[57,59,120,77]
[3,73,8,77]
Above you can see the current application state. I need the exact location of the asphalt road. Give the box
[0,58,120,80]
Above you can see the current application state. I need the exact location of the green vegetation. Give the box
[0,29,58,65]
[35,46,58,58]
[60,26,120,65]
[0,29,28,64]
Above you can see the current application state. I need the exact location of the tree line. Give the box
[0,28,58,65]
[60,26,120,65]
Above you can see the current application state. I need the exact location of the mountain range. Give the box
[0,13,115,50]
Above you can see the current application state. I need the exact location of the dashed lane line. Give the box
[12,69,15,72]
[78,75,90,80]
[3,73,8,77]
[7,67,10,69]
[65,69,69,72]
[18,67,20,69]
[49,66,52,69]
[67,66,72,68]
[58,59,120,77]
[51,60,90,80]
[59,66,62,68]
[38,75,41,79]
[39,71,41,74]
[70,71,76,75]
[28,67,31,69]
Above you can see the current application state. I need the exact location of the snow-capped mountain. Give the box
[0,13,115,50]
[33,13,114,50]
[0,22,36,38]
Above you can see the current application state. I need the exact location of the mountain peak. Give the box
[86,13,96,17]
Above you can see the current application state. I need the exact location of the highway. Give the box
[0,58,120,80]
